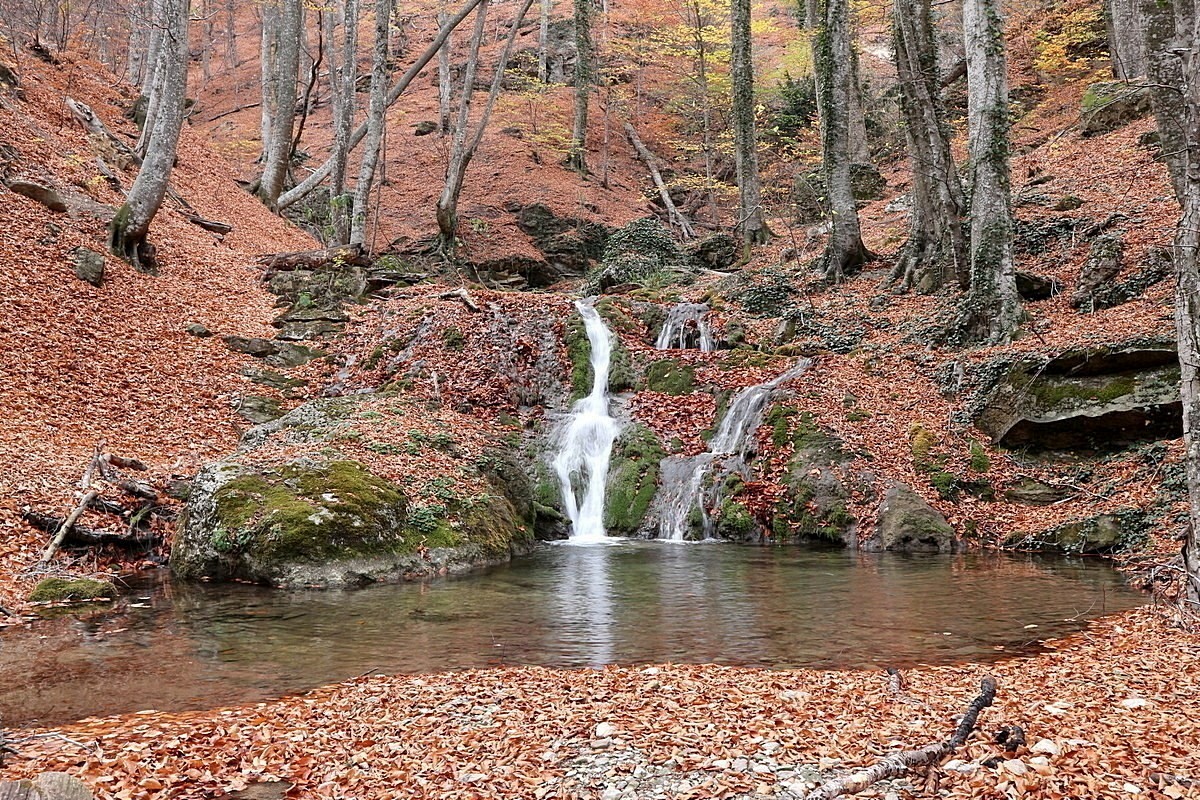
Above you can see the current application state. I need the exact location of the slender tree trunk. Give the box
[126,1,146,85]
[225,0,237,68]
[730,0,769,252]
[278,0,487,211]
[567,0,593,175]
[959,0,1021,343]
[1105,0,1146,79]
[350,0,394,246]
[890,0,967,293]
[438,6,453,134]
[1139,0,1200,606]
[847,44,871,163]
[259,0,302,208]
[816,0,872,282]
[805,0,823,132]
[109,0,188,273]
[259,0,279,160]
[328,0,358,244]
[538,0,551,82]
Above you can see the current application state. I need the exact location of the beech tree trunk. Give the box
[816,0,871,282]
[259,0,302,208]
[277,0,487,211]
[567,0,593,175]
[109,0,188,272]
[959,0,1021,343]
[538,0,552,82]
[1139,0,1200,606]
[350,0,394,246]
[437,6,453,134]
[891,0,967,292]
[327,0,358,245]
[847,45,871,164]
[730,0,769,251]
[1105,0,1146,79]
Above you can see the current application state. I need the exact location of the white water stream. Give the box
[654,360,811,541]
[554,299,621,542]
[655,303,716,352]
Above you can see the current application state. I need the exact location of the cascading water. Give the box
[554,299,621,542]
[655,303,716,352]
[654,360,811,541]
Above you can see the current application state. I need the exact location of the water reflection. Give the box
[0,544,1142,727]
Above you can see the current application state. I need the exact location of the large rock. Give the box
[0,773,95,800]
[867,483,955,553]
[1072,234,1123,308]
[172,397,535,588]
[1007,509,1149,554]
[767,408,861,544]
[603,424,665,534]
[512,203,609,286]
[973,344,1182,450]
[5,179,67,212]
[70,247,104,287]
[1081,81,1151,136]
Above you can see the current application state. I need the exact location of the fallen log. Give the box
[23,511,160,549]
[183,212,233,235]
[117,478,158,502]
[804,676,997,800]
[623,122,696,241]
[256,243,372,273]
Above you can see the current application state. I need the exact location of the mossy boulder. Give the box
[1007,508,1149,554]
[867,483,955,553]
[766,407,860,544]
[585,217,694,292]
[28,577,117,604]
[604,424,666,534]
[973,344,1182,450]
[644,359,696,395]
[1081,81,1150,136]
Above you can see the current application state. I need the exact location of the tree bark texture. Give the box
[960,0,1021,343]
[109,0,188,272]
[327,0,358,244]
[1139,0,1200,605]
[1105,0,1146,79]
[567,0,594,175]
[730,0,769,250]
[259,0,302,208]
[816,0,871,282]
[891,0,967,292]
[350,0,394,246]
[437,6,453,134]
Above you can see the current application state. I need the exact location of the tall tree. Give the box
[109,0,189,272]
[730,0,769,251]
[890,0,967,293]
[437,5,453,134]
[958,0,1021,342]
[326,0,358,245]
[815,0,871,282]
[437,0,536,254]
[567,0,594,174]
[1105,0,1146,79]
[1139,0,1200,604]
[350,0,394,246]
[258,0,302,208]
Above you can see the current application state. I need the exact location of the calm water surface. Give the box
[0,542,1142,727]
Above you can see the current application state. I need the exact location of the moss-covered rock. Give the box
[28,577,117,603]
[644,360,696,395]
[564,309,635,399]
[766,407,859,543]
[604,424,666,534]
[867,483,956,552]
[585,218,695,292]
[1008,508,1149,554]
[1080,81,1150,136]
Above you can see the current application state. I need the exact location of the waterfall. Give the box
[554,299,621,542]
[654,360,811,541]
[656,303,715,352]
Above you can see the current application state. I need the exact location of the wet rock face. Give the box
[867,483,956,553]
[973,344,1183,451]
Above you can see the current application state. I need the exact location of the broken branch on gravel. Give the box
[803,676,998,800]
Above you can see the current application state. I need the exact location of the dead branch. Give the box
[804,676,997,800]
[103,453,148,471]
[23,511,160,549]
[39,490,100,565]
[623,122,696,240]
[438,286,480,312]
[206,101,261,122]
[117,479,158,502]
[181,211,233,235]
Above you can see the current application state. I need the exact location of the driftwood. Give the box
[804,676,998,800]
[23,511,160,549]
[623,122,696,240]
[256,243,372,274]
[438,286,480,312]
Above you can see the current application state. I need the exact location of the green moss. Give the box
[442,326,466,351]
[715,499,755,538]
[909,424,938,470]
[604,424,666,533]
[644,360,696,395]
[968,440,991,473]
[211,460,410,563]
[29,577,116,603]
[565,311,635,400]
[1027,375,1136,408]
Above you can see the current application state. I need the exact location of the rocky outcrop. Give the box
[172,397,536,588]
[1080,81,1151,136]
[512,203,610,287]
[1007,509,1149,554]
[973,343,1182,450]
[604,424,665,535]
[866,483,956,553]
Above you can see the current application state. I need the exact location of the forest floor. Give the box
[3,606,1197,800]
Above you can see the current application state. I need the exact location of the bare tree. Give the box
[730,0,769,252]
[350,0,394,245]
[816,0,872,282]
[538,0,552,82]
[258,0,302,208]
[890,0,967,293]
[566,0,593,174]
[958,0,1021,343]
[1139,0,1200,605]
[109,0,189,272]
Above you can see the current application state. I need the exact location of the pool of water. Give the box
[0,542,1142,727]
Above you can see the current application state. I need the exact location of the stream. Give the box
[0,543,1141,728]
